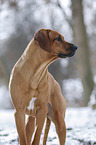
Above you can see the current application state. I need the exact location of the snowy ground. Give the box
[0,108,96,145]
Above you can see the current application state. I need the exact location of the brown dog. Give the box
[9,29,77,145]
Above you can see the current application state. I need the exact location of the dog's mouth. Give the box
[58,51,76,58]
[58,44,77,58]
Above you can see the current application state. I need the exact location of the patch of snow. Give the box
[0,86,12,109]
[65,107,96,144]
[62,78,84,106]
[0,108,96,144]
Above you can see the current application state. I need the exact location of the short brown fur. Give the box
[9,29,77,145]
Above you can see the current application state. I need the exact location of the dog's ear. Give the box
[34,29,51,52]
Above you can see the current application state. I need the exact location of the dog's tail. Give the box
[43,117,51,145]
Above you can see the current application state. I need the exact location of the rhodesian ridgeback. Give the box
[9,29,77,145]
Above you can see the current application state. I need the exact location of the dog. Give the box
[9,29,77,145]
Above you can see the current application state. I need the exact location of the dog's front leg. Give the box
[15,111,28,145]
[31,99,48,145]
[26,116,35,145]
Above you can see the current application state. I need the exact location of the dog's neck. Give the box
[26,39,57,89]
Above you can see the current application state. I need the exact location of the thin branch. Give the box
[34,0,73,29]
[56,0,73,28]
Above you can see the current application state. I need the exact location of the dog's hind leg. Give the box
[26,116,35,145]
[42,102,56,145]
[43,117,51,145]
[47,103,66,145]
[15,111,28,145]
[54,112,66,145]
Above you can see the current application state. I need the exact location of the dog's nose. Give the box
[72,44,78,50]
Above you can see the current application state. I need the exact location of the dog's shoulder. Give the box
[48,72,61,93]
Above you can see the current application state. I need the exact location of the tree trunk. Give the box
[71,0,94,105]
[0,58,9,86]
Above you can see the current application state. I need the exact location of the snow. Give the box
[0,86,12,109]
[63,78,84,107]
[65,107,96,144]
[0,108,96,145]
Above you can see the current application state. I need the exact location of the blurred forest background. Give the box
[0,0,96,109]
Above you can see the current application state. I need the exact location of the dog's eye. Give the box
[54,35,62,42]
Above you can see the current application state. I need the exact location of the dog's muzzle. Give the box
[58,44,77,58]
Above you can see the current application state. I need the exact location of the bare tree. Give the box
[0,57,9,85]
[71,0,94,105]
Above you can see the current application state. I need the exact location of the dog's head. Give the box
[34,29,77,58]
